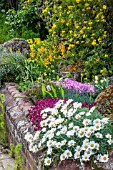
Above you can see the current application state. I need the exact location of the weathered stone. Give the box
[95,85,113,117]
[2,38,30,55]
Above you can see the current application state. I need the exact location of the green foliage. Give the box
[9,143,24,170]
[0,12,11,44]
[0,46,26,82]
[0,94,7,146]
[5,0,48,39]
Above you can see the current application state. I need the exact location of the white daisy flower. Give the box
[83,119,92,126]
[94,124,102,131]
[60,154,66,161]
[42,113,47,119]
[51,128,56,133]
[40,120,47,127]
[51,108,58,116]
[73,102,82,109]
[107,139,113,145]
[75,114,81,119]
[61,126,67,134]
[41,127,46,132]
[89,126,95,133]
[86,112,91,116]
[95,132,103,138]
[85,131,92,138]
[68,122,74,128]
[93,119,101,125]
[61,139,67,146]
[32,145,38,153]
[74,152,80,159]
[68,140,76,147]
[64,150,72,158]
[57,124,63,129]
[101,117,109,124]
[42,136,47,143]
[106,133,112,140]
[89,106,96,112]
[95,143,99,150]
[29,143,34,151]
[44,157,52,166]
[47,147,52,155]
[66,99,73,105]
[48,133,54,139]
[67,110,74,117]
[79,111,85,115]
[77,130,85,138]
[73,126,79,132]
[38,142,42,149]
[82,143,89,150]
[66,130,75,137]
[82,154,90,161]
[41,107,52,114]
[99,154,109,163]
[89,141,96,149]
[83,138,89,145]
[56,142,62,148]
[56,131,61,136]
[25,133,33,142]
[33,131,40,140]
[47,140,54,147]
[84,149,93,157]
[75,146,81,153]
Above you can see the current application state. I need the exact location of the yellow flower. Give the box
[69,38,73,42]
[76,25,80,29]
[80,30,84,34]
[76,0,81,3]
[104,54,108,58]
[74,33,77,37]
[68,6,73,9]
[88,21,92,25]
[66,23,69,26]
[85,3,89,7]
[69,30,73,34]
[61,19,65,23]
[42,7,48,13]
[52,24,57,29]
[76,41,80,44]
[103,5,107,10]
[34,38,41,44]
[27,39,33,44]
[92,40,96,46]
[30,52,35,58]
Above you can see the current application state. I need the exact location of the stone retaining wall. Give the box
[1,83,42,170]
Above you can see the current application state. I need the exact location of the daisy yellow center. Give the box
[103,157,107,160]
[91,144,94,147]
[67,152,71,156]
[84,145,88,149]
[47,160,51,164]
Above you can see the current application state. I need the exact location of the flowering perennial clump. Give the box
[27,98,63,131]
[25,99,113,168]
[62,78,95,94]
[56,78,95,103]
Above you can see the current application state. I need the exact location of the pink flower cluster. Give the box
[62,78,95,94]
[27,98,62,131]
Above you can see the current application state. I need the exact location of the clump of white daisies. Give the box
[25,99,113,168]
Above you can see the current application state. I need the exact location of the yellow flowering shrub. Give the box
[39,0,112,80]
[26,0,112,81]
